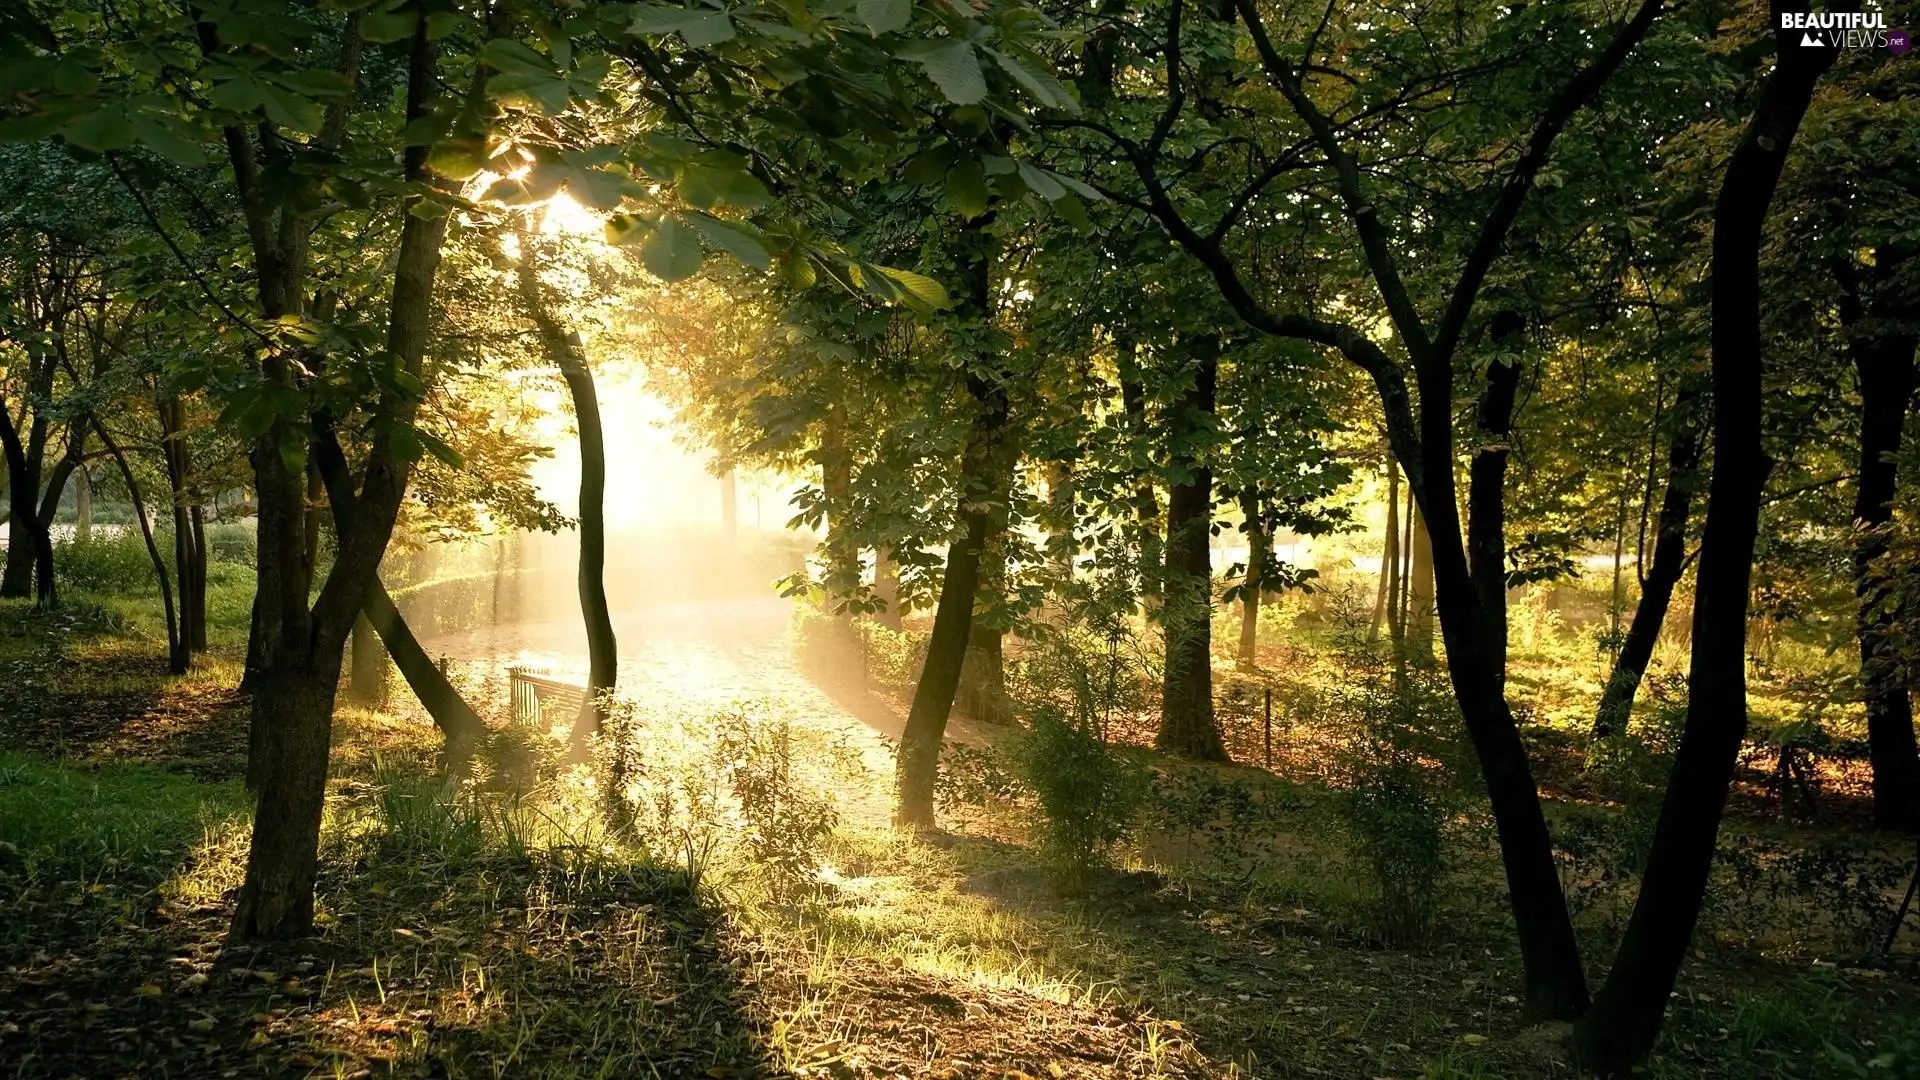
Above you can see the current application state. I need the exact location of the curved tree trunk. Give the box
[513,230,617,749]
[1594,400,1702,738]
[896,225,1005,828]
[96,421,184,673]
[1157,335,1226,761]
[897,370,1010,827]
[313,428,483,754]
[1574,24,1835,1070]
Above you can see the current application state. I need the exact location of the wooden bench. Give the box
[509,666,586,732]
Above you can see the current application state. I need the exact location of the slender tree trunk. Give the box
[313,429,482,753]
[97,421,183,672]
[187,504,207,651]
[1575,25,1834,1070]
[720,467,738,541]
[959,437,1017,726]
[1238,486,1266,667]
[1117,339,1161,605]
[1372,461,1400,643]
[1406,504,1435,659]
[821,404,858,613]
[363,579,485,754]
[349,612,388,706]
[896,373,1009,827]
[1594,401,1703,738]
[159,397,200,665]
[1847,306,1920,831]
[513,229,617,748]
[1158,335,1226,761]
[74,465,90,543]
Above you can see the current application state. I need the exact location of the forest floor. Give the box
[2,593,1919,1079]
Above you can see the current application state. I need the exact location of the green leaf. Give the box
[1015,160,1064,201]
[902,144,955,186]
[206,74,265,114]
[897,39,985,105]
[679,11,736,46]
[983,47,1075,112]
[945,157,987,218]
[64,106,135,153]
[877,266,947,308]
[271,69,352,97]
[1053,193,1092,233]
[427,139,491,180]
[629,5,735,46]
[567,166,633,210]
[259,84,324,132]
[685,212,772,269]
[482,39,556,76]
[857,0,912,36]
[642,214,704,281]
[679,162,772,210]
[360,8,418,43]
[604,214,651,246]
[130,116,206,166]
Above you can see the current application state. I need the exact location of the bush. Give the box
[204,521,256,564]
[55,528,158,594]
[1326,656,1465,947]
[597,699,846,899]
[1009,705,1153,893]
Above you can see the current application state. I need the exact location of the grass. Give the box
[1,580,1918,1078]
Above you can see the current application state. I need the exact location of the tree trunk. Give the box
[559,349,616,747]
[233,15,454,939]
[1157,336,1226,761]
[1847,305,1920,831]
[1406,503,1435,659]
[896,371,1009,827]
[349,612,388,706]
[1371,461,1400,643]
[96,421,183,673]
[1238,486,1266,667]
[0,399,47,602]
[1574,24,1834,1070]
[959,440,1016,727]
[1594,400,1702,738]
[1117,339,1162,605]
[513,228,617,748]
[313,428,483,754]
[73,465,90,543]
[232,673,336,939]
[159,396,201,664]
[363,579,485,756]
[1467,345,1521,681]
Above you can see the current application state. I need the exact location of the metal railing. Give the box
[508,666,585,731]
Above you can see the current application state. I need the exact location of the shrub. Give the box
[1325,653,1466,947]
[204,521,256,564]
[55,528,158,594]
[596,699,846,899]
[1009,704,1153,894]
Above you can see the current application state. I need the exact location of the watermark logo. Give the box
[1778,10,1908,50]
